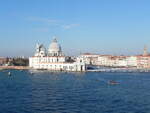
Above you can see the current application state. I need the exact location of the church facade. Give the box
[29,37,86,72]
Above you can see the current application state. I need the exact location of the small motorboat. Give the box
[8,72,11,76]
[108,80,119,85]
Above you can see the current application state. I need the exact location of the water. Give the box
[0,70,150,113]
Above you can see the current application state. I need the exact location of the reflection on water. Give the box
[0,70,150,113]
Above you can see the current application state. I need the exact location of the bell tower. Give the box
[143,46,148,56]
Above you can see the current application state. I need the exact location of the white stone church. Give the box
[29,37,86,72]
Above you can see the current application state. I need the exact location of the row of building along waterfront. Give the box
[80,46,150,69]
[1,37,150,71]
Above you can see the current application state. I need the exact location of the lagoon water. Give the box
[0,70,150,113]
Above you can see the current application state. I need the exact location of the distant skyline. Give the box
[0,0,150,57]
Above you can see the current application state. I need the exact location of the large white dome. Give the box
[48,38,62,56]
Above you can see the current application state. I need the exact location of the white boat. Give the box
[8,72,11,76]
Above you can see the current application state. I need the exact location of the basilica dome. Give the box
[48,37,62,56]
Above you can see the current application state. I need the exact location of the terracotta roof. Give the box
[82,53,99,55]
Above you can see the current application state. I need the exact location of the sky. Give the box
[0,0,150,57]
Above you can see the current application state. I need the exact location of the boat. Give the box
[108,80,119,85]
[8,72,11,76]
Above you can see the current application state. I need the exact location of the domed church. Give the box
[29,37,86,72]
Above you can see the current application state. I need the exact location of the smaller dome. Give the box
[35,44,46,57]
[39,44,46,51]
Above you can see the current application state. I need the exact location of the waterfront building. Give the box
[97,55,115,66]
[81,54,138,68]
[136,47,150,68]
[126,56,137,67]
[0,57,8,66]
[115,56,127,67]
[80,53,99,65]
[97,55,138,67]
[29,37,86,72]
[137,56,150,68]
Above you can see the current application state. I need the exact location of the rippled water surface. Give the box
[0,70,150,113]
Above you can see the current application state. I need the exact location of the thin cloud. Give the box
[27,17,58,24]
[62,24,80,29]
[26,17,80,30]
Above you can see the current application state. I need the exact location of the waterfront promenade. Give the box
[0,66,30,70]
[1,66,150,73]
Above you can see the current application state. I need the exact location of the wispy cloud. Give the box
[27,17,58,24]
[26,17,80,30]
[62,24,80,29]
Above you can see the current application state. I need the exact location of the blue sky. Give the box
[0,0,150,57]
